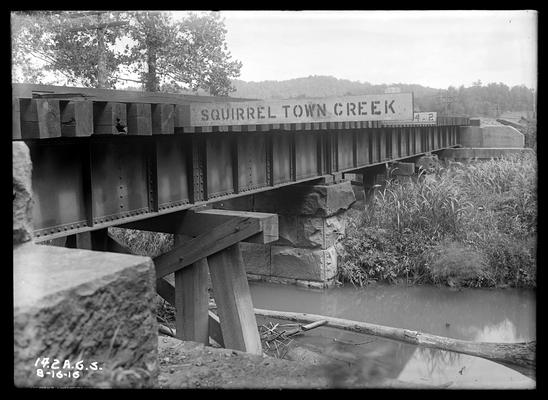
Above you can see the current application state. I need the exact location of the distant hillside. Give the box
[231,75,439,100]
[230,76,535,117]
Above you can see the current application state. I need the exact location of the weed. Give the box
[339,154,537,288]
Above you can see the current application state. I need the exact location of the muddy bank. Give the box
[158,336,329,389]
[157,336,454,389]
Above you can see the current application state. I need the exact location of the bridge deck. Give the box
[12,84,468,241]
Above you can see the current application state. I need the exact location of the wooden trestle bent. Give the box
[68,208,278,355]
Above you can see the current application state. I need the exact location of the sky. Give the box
[217,10,537,89]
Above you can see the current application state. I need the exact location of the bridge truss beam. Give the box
[25,124,460,242]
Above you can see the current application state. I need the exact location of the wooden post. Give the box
[175,258,210,344]
[207,244,262,355]
[173,234,210,344]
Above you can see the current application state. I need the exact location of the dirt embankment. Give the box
[158,336,331,388]
[157,336,456,389]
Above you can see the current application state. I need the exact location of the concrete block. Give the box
[13,243,158,388]
[481,125,524,148]
[458,126,484,147]
[253,181,356,217]
[459,125,525,148]
[270,245,338,281]
[239,242,270,276]
[13,142,33,244]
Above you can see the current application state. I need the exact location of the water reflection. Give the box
[250,282,536,342]
[250,282,536,388]
[469,318,528,343]
[398,347,535,389]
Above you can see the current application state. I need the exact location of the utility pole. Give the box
[96,13,107,88]
[437,90,456,115]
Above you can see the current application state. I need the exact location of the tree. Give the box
[124,11,175,92]
[141,11,242,95]
[11,11,129,88]
[11,10,242,95]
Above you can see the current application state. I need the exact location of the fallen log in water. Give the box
[254,308,535,380]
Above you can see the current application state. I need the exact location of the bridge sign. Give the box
[413,112,437,124]
[383,111,438,126]
[188,93,413,127]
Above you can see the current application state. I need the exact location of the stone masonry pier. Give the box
[213,180,356,288]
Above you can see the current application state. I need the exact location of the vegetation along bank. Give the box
[338,153,537,289]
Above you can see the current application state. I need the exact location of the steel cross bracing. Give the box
[12,83,469,241]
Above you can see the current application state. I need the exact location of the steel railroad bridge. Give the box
[13,83,468,242]
[12,83,469,355]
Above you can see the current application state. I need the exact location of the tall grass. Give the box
[339,153,537,288]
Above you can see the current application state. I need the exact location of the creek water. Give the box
[249,281,536,389]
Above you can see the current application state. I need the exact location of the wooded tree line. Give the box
[414,81,535,117]
[233,77,535,117]
[11,11,242,96]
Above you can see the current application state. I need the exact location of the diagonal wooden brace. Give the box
[120,208,278,245]
[207,244,262,354]
[153,216,261,278]
[151,210,278,279]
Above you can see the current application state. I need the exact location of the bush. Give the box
[338,227,403,286]
[108,227,173,257]
[426,240,490,287]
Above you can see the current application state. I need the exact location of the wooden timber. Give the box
[97,231,225,347]
[127,103,152,135]
[152,103,175,135]
[93,101,127,135]
[19,98,62,139]
[153,216,265,278]
[175,259,210,344]
[208,244,262,354]
[254,308,536,380]
[121,208,278,245]
[156,277,224,347]
[173,234,209,345]
[155,246,262,354]
[13,83,469,141]
[60,100,93,137]
[110,209,275,353]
